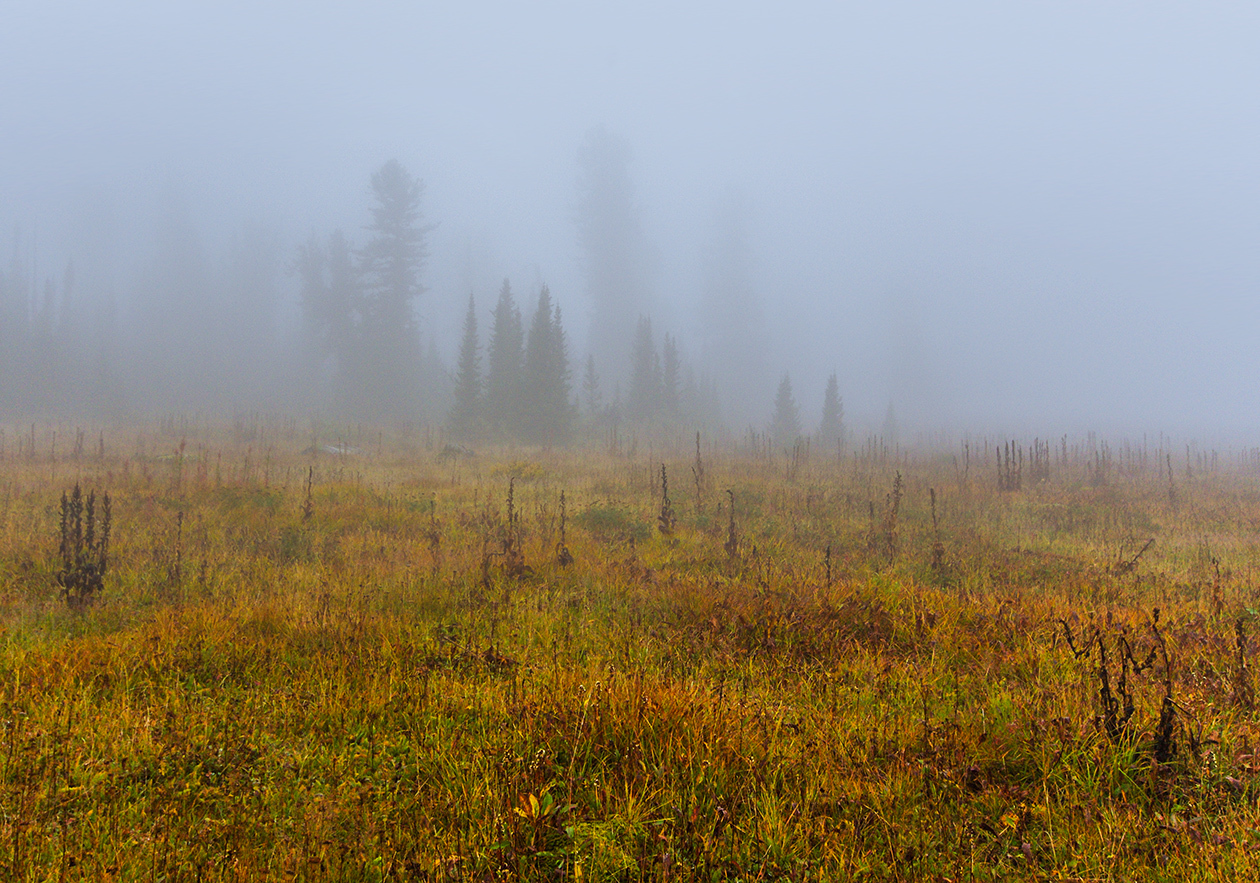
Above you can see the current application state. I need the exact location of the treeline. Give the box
[618,317,721,432]
[1,150,846,447]
[448,281,572,445]
[446,285,725,446]
[0,254,118,415]
[0,220,287,417]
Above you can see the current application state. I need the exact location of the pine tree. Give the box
[356,159,433,418]
[817,373,844,448]
[484,279,524,439]
[360,160,428,332]
[547,302,574,444]
[582,354,602,416]
[522,286,572,445]
[661,333,680,418]
[448,293,482,441]
[770,373,802,448]
[576,126,649,390]
[325,232,358,372]
[881,402,900,449]
[296,230,360,407]
[627,315,660,423]
[522,286,555,443]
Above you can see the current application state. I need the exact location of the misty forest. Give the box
[0,138,758,444]
[4,4,1260,881]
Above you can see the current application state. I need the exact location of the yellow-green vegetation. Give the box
[3,425,1260,881]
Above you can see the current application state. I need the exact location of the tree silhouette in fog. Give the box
[699,192,769,427]
[771,374,802,448]
[296,160,434,419]
[582,354,602,417]
[484,279,524,440]
[355,159,434,418]
[576,126,650,391]
[296,229,360,410]
[521,286,573,446]
[817,373,844,449]
[626,316,661,422]
[448,293,482,442]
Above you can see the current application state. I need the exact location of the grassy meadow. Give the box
[2,422,1260,881]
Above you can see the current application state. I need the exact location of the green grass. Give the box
[1,426,1260,880]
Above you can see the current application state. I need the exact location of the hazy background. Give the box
[2,1,1258,439]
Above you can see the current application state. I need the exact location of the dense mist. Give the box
[3,2,1258,442]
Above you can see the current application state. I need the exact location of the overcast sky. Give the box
[3,1,1258,437]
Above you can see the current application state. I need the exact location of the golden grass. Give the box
[1,424,1260,880]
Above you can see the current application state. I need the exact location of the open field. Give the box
[3,422,1260,880]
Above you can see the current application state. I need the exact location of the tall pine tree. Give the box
[661,333,680,418]
[356,159,433,418]
[484,279,524,439]
[627,315,660,423]
[817,373,844,448]
[296,230,360,409]
[770,373,802,448]
[582,354,602,416]
[448,293,482,441]
[522,286,573,445]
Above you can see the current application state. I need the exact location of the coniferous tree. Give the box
[356,159,433,418]
[484,279,524,439]
[576,126,650,390]
[627,315,661,423]
[881,402,900,449]
[522,286,572,445]
[582,354,602,416]
[817,373,844,448]
[700,193,770,427]
[522,286,555,443]
[547,302,574,444]
[770,373,802,448]
[420,334,452,425]
[324,232,359,394]
[661,333,681,418]
[448,293,482,441]
[296,229,359,407]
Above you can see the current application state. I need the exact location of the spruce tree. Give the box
[296,231,359,390]
[576,126,649,390]
[484,279,524,439]
[661,333,680,418]
[881,402,900,449]
[448,293,482,441]
[548,302,574,444]
[356,159,433,417]
[522,286,555,443]
[582,354,602,416]
[770,373,802,448]
[627,315,660,423]
[522,286,572,445]
[817,373,844,448]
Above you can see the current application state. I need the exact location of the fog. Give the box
[3,2,1258,441]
